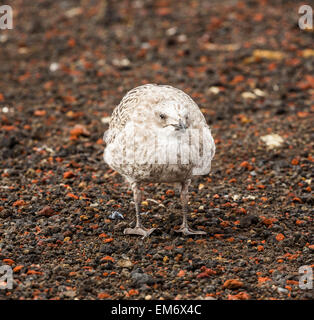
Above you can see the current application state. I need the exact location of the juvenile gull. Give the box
[104,84,215,238]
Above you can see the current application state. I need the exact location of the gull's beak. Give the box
[172,119,187,131]
[179,119,187,130]
[175,119,187,131]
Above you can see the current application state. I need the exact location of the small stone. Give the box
[37,206,55,217]
[240,215,258,228]
[117,259,133,268]
[223,279,244,289]
[177,34,187,43]
[208,86,220,95]
[62,290,76,298]
[232,194,241,201]
[49,62,59,72]
[166,27,177,36]
[260,134,284,149]
[109,211,124,220]
[131,272,154,286]
[112,58,131,69]
[0,34,8,43]
[253,88,266,97]
[101,117,111,124]
[64,7,83,18]
[241,92,257,99]
[277,287,288,294]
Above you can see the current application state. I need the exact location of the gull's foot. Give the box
[124,226,156,239]
[175,225,206,236]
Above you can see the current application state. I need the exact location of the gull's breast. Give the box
[104,124,213,183]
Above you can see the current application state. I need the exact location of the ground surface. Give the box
[0,0,313,300]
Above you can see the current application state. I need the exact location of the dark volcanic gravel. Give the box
[0,0,313,300]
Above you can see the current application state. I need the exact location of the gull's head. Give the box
[154,101,189,132]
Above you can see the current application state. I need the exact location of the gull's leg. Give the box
[175,179,206,236]
[124,182,156,239]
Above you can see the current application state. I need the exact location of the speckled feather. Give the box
[104,84,215,184]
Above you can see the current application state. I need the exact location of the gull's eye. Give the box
[160,113,166,119]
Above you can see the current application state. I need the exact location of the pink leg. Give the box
[124,182,156,239]
[175,180,206,236]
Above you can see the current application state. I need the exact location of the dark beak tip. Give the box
[172,120,187,131]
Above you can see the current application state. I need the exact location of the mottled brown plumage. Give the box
[104,84,215,238]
